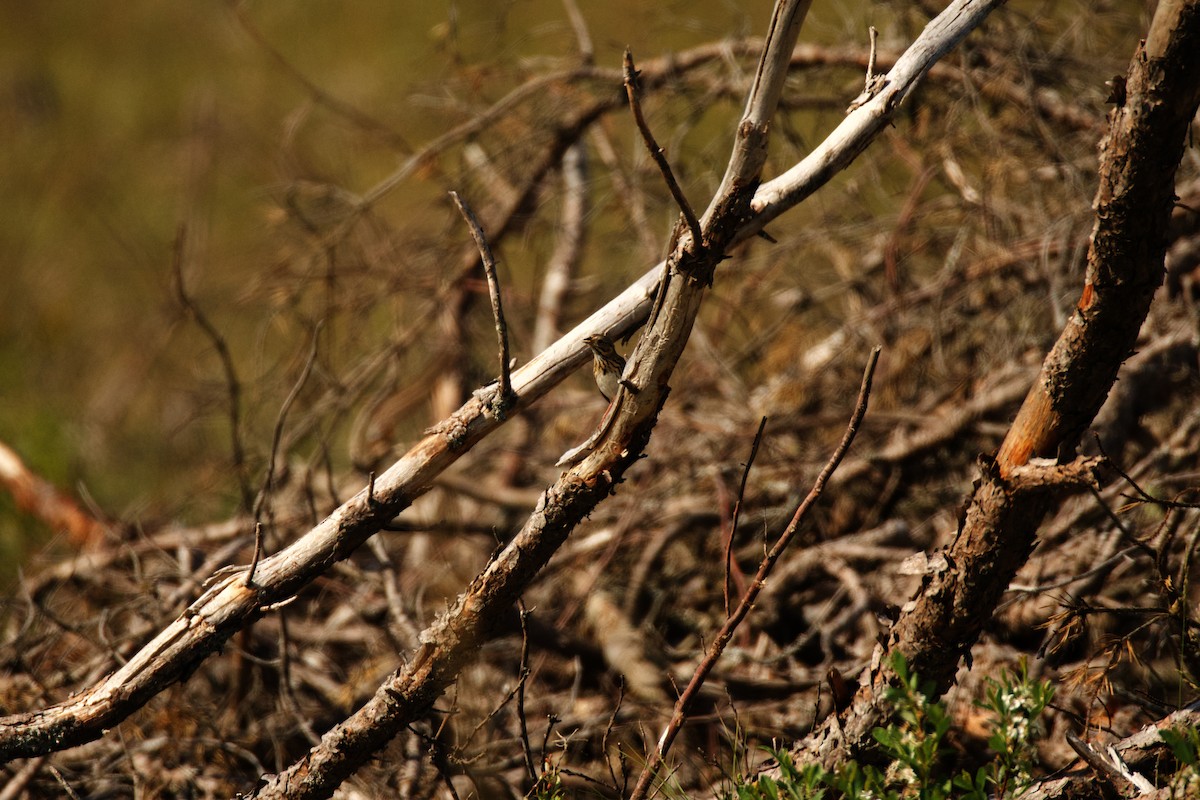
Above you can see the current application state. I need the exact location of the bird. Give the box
[583,334,626,402]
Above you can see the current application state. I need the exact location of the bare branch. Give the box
[0,442,108,548]
[790,0,1200,773]
[847,26,886,112]
[450,191,514,406]
[560,0,594,65]
[248,323,322,586]
[724,416,767,616]
[750,0,1006,231]
[629,346,879,800]
[533,143,589,353]
[171,225,254,514]
[622,49,703,250]
[0,0,1001,765]
[706,0,814,227]
[249,2,821,794]
[232,3,412,153]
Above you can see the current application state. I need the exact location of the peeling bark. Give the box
[791,0,1200,773]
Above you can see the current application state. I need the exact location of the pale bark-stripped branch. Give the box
[532,143,589,353]
[1022,701,1200,799]
[749,0,1007,232]
[249,3,813,796]
[0,0,1004,764]
[0,755,43,800]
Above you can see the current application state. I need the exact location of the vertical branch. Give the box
[171,225,254,514]
[247,324,323,587]
[996,0,1200,476]
[792,0,1200,774]
[533,144,590,353]
[450,191,513,405]
[515,604,537,783]
[703,0,814,229]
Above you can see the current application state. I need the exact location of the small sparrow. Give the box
[583,334,626,402]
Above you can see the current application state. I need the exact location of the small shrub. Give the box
[731,654,1054,800]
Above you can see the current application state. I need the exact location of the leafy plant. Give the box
[1159,725,1200,797]
[974,659,1053,797]
[730,654,1055,799]
[732,752,828,800]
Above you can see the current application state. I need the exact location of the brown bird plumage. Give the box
[583,334,625,402]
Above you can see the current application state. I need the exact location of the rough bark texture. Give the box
[792,0,1200,773]
[997,0,1200,473]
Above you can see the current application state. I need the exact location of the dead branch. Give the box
[0,442,108,549]
[789,0,1200,773]
[629,346,878,800]
[1022,702,1200,799]
[724,417,767,616]
[170,225,254,514]
[449,191,513,407]
[246,4,813,796]
[623,48,703,250]
[248,324,322,586]
[750,0,1007,232]
[533,143,589,353]
[0,0,1004,767]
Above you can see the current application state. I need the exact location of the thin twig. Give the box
[247,324,323,587]
[247,522,264,589]
[0,441,107,547]
[540,714,560,770]
[232,2,412,153]
[628,346,880,800]
[516,604,538,784]
[1095,433,1200,510]
[725,417,767,617]
[602,680,627,793]
[450,191,513,406]
[623,49,704,251]
[171,225,254,514]
[847,25,887,112]
[48,765,81,800]
[866,25,879,88]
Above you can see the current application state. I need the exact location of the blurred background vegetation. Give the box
[1,0,1149,557]
[0,0,788,567]
[2,0,947,569]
